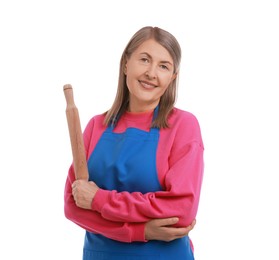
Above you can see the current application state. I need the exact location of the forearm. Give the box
[92,144,204,226]
[92,188,197,226]
[64,170,146,243]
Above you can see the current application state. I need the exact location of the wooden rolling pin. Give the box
[63,84,88,180]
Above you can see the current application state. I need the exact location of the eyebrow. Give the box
[140,52,173,66]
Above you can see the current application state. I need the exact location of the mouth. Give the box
[139,80,157,89]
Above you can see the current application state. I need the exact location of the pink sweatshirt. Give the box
[64,107,204,243]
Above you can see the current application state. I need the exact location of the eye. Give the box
[140,58,149,63]
[160,64,169,70]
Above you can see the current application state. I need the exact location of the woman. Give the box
[64,26,204,259]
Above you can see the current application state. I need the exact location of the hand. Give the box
[144,218,196,242]
[71,180,99,209]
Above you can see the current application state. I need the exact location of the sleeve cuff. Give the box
[92,189,147,242]
[91,188,111,212]
[130,222,148,242]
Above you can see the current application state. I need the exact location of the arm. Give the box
[145,218,196,242]
[65,165,195,242]
[65,116,196,242]
[91,141,203,226]
[64,165,145,243]
[76,113,204,226]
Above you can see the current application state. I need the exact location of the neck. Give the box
[128,101,159,113]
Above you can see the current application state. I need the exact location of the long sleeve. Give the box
[64,116,146,243]
[91,110,204,227]
[64,164,146,242]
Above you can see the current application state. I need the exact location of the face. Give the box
[124,39,177,112]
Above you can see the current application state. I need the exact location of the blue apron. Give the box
[84,108,194,259]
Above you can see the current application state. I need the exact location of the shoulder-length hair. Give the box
[104,26,181,128]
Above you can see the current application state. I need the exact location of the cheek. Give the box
[125,67,137,84]
[125,75,138,94]
[126,60,139,75]
[161,76,174,89]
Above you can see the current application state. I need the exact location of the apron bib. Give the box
[84,108,194,259]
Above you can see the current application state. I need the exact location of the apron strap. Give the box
[150,105,159,134]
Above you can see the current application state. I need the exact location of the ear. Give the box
[171,72,178,81]
[123,64,127,75]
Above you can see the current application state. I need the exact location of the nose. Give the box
[145,65,156,79]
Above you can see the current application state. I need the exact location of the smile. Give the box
[139,80,157,89]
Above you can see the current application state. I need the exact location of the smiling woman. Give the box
[64,26,204,260]
[125,39,177,113]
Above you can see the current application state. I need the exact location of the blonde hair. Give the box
[104,26,181,128]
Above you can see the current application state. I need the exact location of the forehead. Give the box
[132,39,173,62]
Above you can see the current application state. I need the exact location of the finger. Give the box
[161,227,189,240]
[156,217,179,227]
[176,222,196,237]
[71,180,77,189]
[191,219,196,227]
[188,219,196,230]
[173,227,190,237]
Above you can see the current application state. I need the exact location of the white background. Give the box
[1,0,278,259]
